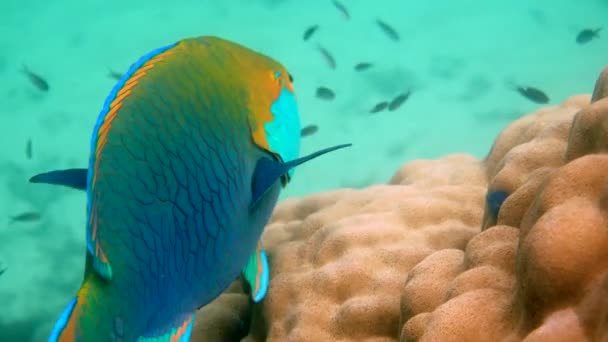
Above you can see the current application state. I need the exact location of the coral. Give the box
[400,66,608,341]
[194,67,608,341]
[194,155,487,342]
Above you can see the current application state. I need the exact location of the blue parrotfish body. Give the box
[30,36,350,342]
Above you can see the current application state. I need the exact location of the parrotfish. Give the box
[30,36,350,342]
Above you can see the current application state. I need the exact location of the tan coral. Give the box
[237,154,487,342]
[191,153,486,342]
[399,65,608,342]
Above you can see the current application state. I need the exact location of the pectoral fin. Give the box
[242,241,270,303]
[250,143,351,209]
[29,168,88,190]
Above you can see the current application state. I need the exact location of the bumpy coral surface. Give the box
[400,67,608,341]
[194,66,608,341]
[193,155,487,342]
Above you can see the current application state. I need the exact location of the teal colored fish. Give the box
[30,36,350,342]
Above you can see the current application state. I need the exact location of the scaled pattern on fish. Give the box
[30,36,350,342]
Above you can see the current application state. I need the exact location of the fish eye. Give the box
[288,73,294,83]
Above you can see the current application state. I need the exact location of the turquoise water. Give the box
[0,0,606,340]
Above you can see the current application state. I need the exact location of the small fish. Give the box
[108,69,123,80]
[388,91,411,111]
[300,124,319,137]
[512,85,549,104]
[9,211,41,223]
[576,28,601,44]
[25,138,32,159]
[20,65,49,92]
[369,101,389,114]
[316,86,335,100]
[354,62,373,71]
[0,265,6,277]
[331,0,350,20]
[317,45,336,69]
[303,25,319,41]
[376,19,400,41]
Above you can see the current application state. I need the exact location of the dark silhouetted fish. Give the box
[317,45,336,69]
[513,85,549,104]
[376,19,399,41]
[486,190,509,219]
[576,28,601,44]
[354,62,373,71]
[316,86,335,100]
[108,69,123,80]
[388,91,411,111]
[370,101,389,113]
[21,65,49,92]
[331,0,350,20]
[9,211,41,223]
[303,25,319,41]
[25,138,32,159]
[0,264,5,277]
[300,124,319,137]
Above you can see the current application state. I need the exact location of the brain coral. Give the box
[193,67,608,342]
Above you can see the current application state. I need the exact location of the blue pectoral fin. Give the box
[242,241,270,303]
[137,314,195,342]
[29,168,88,191]
[250,143,351,209]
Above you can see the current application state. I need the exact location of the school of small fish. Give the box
[7,0,603,296]
[288,4,601,139]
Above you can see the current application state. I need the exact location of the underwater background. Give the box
[0,0,606,340]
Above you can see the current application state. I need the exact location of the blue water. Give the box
[0,0,606,340]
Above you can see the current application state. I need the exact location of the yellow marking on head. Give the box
[248,68,294,151]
